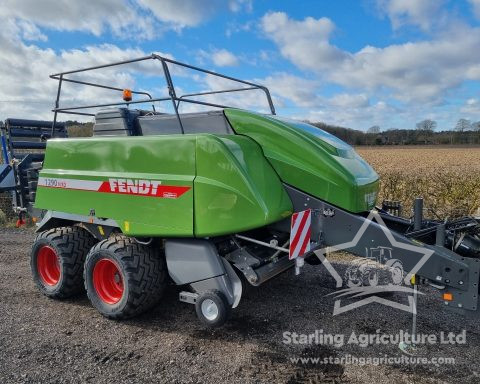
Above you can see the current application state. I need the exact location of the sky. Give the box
[0,0,480,131]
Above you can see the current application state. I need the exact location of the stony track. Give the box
[0,227,478,383]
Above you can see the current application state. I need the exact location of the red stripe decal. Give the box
[38,177,191,199]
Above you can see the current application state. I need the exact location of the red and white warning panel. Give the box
[289,209,312,260]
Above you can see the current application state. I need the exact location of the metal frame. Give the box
[0,119,67,217]
[50,54,276,136]
[284,184,480,314]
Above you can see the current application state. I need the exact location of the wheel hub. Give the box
[201,299,219,321]
[37,245,61,286]
[93,258,124,304]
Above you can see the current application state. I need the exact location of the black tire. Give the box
[27,169,39,181]
[31,226,96,299]
[84,235,166,319]
[28,180,38,190]
[195,290,230,328]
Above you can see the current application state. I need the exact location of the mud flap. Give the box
[165,239,242,308]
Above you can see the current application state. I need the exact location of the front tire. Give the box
[31,226,96,298]
[84,235,166,319]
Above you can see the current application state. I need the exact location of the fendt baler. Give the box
[1,55,479,327]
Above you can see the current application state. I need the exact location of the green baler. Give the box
[34,110,378,237]
[1,54,479,327]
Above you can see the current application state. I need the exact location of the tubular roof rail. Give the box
[49,53,276,135]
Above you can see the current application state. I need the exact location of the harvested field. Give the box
[356,146,480,218]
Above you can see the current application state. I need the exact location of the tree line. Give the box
[310,118,480,146]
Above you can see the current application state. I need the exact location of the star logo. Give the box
[313,210,434,315]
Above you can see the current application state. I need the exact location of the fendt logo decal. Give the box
[38,177,191,199]
[106,179,162,195]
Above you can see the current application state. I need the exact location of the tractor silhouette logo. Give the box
[313,210,434,316]
[344,247,404,288]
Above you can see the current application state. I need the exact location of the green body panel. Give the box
[195,135,292,236]
[35,134,292,237]
[224,109,379,212]
[36,136,196,236]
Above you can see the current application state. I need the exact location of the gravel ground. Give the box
[0,227,479,384]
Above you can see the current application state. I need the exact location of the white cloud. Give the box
[329,93,370,108]
[460,98,480,116]
[137,0,252,29]
[175,72,319,115]
[260,73,320,108]
[177,74,272,113]
[0,0,157,39]
[138,0,219,28]
[198,48,240,67]
[0,0,250,121]
[261,12,480,104]
[211,49,239,67]
[298,99,402,131]
[330,30,480,102]
[0,0,254,40]
[468,0,480,19]
[16,20,47,42]
[0,21,169,120]
[260,12,346,71]
[376,0,444,30]
[225,20,254,37]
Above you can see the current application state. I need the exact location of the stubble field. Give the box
[356,146,480,219]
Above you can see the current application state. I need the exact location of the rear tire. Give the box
[84,235,166,319]
[31,226,96,299]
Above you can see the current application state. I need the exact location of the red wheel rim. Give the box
[37,245,61,286]
[93,259,124,304]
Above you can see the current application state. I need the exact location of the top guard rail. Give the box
[49,54,276,135]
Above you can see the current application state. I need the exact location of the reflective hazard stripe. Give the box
[289,209,312,260]
[38,177,191,199]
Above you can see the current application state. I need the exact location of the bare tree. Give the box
[455,118,471,132]
[472,121,480,131]
[415,119,437,132]
[367,125,381,134]
[415,119,437,144]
